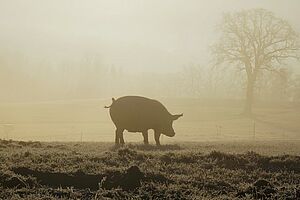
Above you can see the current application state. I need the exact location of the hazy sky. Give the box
[0,0,300,72]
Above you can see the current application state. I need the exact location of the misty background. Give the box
[1,0,300,102]
[0,0,300,142]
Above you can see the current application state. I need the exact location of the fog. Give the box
[0,1,300,142]
[0,0,300,101]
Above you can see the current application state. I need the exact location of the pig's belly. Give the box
[123,123,151,133]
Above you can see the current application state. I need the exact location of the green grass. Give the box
[0,140,299,199]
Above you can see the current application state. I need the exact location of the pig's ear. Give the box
[172,113,183,120]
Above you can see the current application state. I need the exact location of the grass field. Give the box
[0,140,299,199]
[0,98,299,199]
[0,98,299,142]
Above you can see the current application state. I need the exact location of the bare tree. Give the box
[212,8,299,115]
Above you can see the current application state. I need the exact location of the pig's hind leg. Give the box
[142,131,149,145]
[154,131,161,146]
[115,128,124,145]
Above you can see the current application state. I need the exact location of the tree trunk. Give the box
[244,77,255,116]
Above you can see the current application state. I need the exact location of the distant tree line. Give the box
[0,8,299,106]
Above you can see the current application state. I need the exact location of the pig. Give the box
[105,96,183,145]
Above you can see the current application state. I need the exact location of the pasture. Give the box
[0,98,299,142]
[0,99,300,199]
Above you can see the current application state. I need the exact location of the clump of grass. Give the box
[207,150,248,170]
[259,155,300,173]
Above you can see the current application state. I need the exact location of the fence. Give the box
[0,117,297,142]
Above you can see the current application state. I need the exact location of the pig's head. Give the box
[161,113,183,137]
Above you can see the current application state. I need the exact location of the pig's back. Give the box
[109,96,170,132]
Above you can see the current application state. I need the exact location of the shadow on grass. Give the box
[10,166,147,191]
[111,143,182,151]
[12,167,103,190]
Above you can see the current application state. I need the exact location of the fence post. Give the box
[253,120,256,140]
[216,124,222,138]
